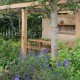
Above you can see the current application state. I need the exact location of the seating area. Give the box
[26,39,74,51]
[27,39,51,51]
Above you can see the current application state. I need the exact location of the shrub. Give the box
[0,38,20,68]
[2,48,73,80]
[1,38,80,80]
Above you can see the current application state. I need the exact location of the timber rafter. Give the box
[0,0,67,10]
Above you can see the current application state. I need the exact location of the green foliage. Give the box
[28,14,42,39]
[58,41,69,60]
[58,39,80,80]
[0,12,42,39]
[0,37,20,68]
[1,38,80,80]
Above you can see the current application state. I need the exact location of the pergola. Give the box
[0,0,79,56]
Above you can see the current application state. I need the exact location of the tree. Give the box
[38,0,62,58]
[38,0,80,58]
[50,0,58,58]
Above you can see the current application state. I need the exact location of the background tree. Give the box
[38,0,80,58]
[38,0,62,58]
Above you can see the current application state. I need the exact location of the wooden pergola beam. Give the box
[0,1,39,10]
[0,0,67,10]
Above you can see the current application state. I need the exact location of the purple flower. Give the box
[63,59,69,67]
[33,68,36,72]
[43,48,48,53]
[25,77,30,80]
[15,75,19,80]
[56,61,62,66]
[24,55,27,60]
[41,63,45,68]
[35,50,43,57]
[18,54,21,61]
[25,75,32,80]
[28,49,34,56]
[38,50,44,55]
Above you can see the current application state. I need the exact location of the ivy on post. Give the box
[21,8,27,57]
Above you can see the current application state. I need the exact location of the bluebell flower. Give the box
[35,50,43,57]
[15,75,19,80]
[43,48,48,54]
[25,77,30,80]
[25,75,32,80]
[18,54,21,62]
[28,49,34,56]
[38,50,44,55]
[56,61,62,66]
[30,51,35,56]
[24,55,27,60]
[63,58,69,67]
[33,68,36,72]
[41,63,45,68]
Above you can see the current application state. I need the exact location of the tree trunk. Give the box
[50,3,58,58]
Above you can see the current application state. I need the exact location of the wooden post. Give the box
[75,10,80,38]
[21,9,27,57]
[19,13,21,33]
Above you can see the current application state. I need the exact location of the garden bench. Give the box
[26,39,74,51]
[26,39,51,51]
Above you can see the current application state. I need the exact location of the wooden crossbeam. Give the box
[26,46,46,51]
[0,1,39,10]
[0,0,67,10]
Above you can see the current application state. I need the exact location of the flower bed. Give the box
[0,38,80,80]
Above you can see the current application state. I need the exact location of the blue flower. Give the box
[25,77,30,80]
[33,68,36,72]
[56,61,62,66]
[18,54,21,62]
[28,49,34,56]
[38,50,44,55]
[43,48,48,54]
[41,63,45,68]
[25,75,32,80]
[24,55,27,60]
[15,75,19,80]
[63,59,69,67]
